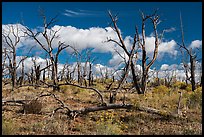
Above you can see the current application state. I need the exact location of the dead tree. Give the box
[72,50,83,85]
[2,24,22,91]
[17,57,25,86]
[177,13,197,91]
[107,11,140,101]
[30,68,34,84]
[84,49,96,87]
[107,10,164,94]
[2,48,9,81]
[138,10,164,94]
[24,10,70,91]
[31,57,41,88]
[64,64,73,83]
[59,64,66,82]
[45,57,51,80]
[163,68,176,87]
[88,62,93,86]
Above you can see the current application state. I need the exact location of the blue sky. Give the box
[2,2,202,70]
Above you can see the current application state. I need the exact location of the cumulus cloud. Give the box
[2,24,27,49]
[189,40,202,49]
[158,62,202,83]
[109,36,178,66]
[145,37,177,55]
[2,24,180,71]
[160,64,169,70]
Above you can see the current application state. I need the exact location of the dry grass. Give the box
[2,82,202,135]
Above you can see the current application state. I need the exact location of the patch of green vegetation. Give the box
[60,85,69,93]
[93,83,106,91]
[95,111,123,135]
[153,85,170,93]
[2,118,18,135]
[188,87,202,109]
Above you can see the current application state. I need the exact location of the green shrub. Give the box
[188,87,202,109]
[185,85,192,92]
[60,85,69,93]
[95,112,122,135]
[172,81,195,91]
[153,85,170,93]
[2,118,17,135]
[173,81,186,89]
[180,83,187,90]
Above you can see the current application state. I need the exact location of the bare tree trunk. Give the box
[184,65,189,85]
[190,54,196,91]
[52,63,59,91]
[88,63,92,87]
[31,68,34,84]
[130,62,142,94]
[35,65,41,87]
[156,71,160,86]
[141,71,147,94]
[77,63,82,86]
[178,13,197,92]
[46,59,50,80]
[20,59,25,86]
[43,69,46,82]
[12,50,17,91]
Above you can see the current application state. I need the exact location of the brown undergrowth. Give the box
[2,83,202,135]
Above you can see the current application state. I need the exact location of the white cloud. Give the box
[160,64,169,70]
[145,37,177,55]
[189,40,202,49]
[2,24,26,49]
[63,9,99,17]
[51,25,119,53]
[158,62,202,83]
[164,27,176,33]
[2,24,180,72]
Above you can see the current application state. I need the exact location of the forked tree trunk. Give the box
[130,62,142,94]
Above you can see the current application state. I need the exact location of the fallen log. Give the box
[59,103,181,119]
[2,99,31,105]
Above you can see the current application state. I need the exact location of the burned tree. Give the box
[24,10,70,91]
[17,56,26,86]
[2,48,9,80]
[2,24,29,91]
[177,13,197,91]
[107,10,164,94]
[2,25,20,90]
[138,10,164,94]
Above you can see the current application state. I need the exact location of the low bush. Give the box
[95,111,123,135]
[2,118,17,135]
[188,87,202,109]
[153,85,170,93]
[23,100,43,114]
[173,81,186,89]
